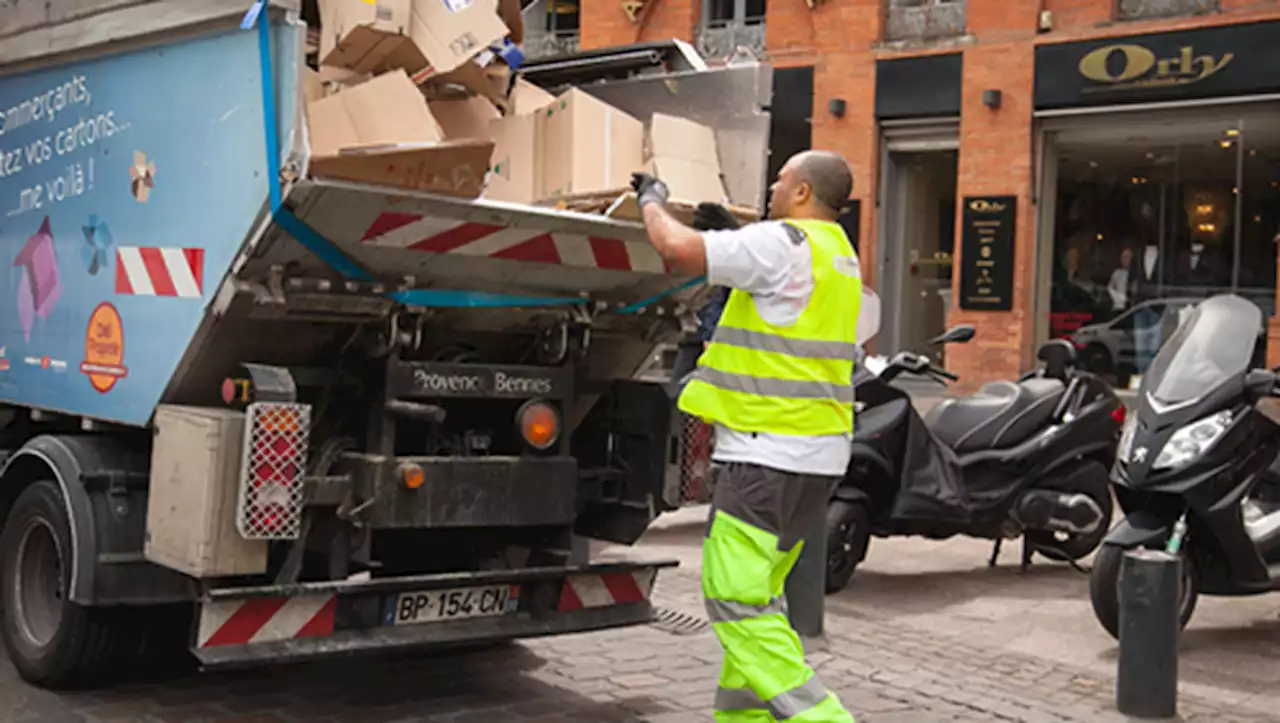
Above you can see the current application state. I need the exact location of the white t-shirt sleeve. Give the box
[703,221,814,328]
[703,222,796,296]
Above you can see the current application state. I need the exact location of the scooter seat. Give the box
[925,378,1065,453]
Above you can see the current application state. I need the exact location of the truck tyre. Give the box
[0,480,139,688]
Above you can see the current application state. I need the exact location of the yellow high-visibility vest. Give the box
[678,219,862,436]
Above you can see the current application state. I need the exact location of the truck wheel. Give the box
[1089,543,1198,641]
[825,500,870,594]
[0,480,137,688]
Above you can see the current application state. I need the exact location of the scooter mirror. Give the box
[928,325,975,345]
[857,289,881,345]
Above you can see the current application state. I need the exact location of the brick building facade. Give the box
[562,0,1280,388]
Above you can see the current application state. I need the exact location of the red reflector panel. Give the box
[237,402,311,540]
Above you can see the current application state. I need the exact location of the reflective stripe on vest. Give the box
[678,218,862,437]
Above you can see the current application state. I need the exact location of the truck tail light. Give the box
[237,402,310,540]
[517,400,560,451]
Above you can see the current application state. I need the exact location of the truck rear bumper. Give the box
[192,559,676,668]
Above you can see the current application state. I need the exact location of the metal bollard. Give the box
[1116,549,1180,719]
[785,514,828,639]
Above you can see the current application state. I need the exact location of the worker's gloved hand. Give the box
[631,172,670,210]
[692,202,740,231]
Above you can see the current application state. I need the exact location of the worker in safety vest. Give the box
[631,150,861,723]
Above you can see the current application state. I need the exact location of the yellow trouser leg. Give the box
[704,509,855,723]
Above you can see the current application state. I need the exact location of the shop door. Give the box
[880,146,959,360]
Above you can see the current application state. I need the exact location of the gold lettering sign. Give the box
[1078,44,1233,92]
[968,199,1006,212]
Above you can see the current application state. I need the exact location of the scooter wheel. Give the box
[825,500,870,595]
[1089,544,1199,640]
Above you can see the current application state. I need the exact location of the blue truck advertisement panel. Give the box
[0,22,298,426]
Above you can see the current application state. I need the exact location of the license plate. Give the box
[387,584,519,626]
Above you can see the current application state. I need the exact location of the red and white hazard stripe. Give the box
[360,213,667,274]
[197,595,336,648]
[557,569,657,612]
[115,246,205,298]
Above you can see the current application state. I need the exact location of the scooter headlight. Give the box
[1152,410,1233,472]
[1117,415,1138,463]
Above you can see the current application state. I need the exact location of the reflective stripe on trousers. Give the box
[703,509,854,722]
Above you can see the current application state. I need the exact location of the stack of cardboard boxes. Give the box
[304,0,738,214]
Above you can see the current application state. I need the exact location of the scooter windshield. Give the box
[1142,294,1260,406]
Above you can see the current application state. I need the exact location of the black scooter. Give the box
[826,331,1123,593]
[1091,293,1280,638]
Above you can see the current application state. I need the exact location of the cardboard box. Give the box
[485,113,538,203]
[307,70,493,198]
[483,84,556,203]
[428,96,500,141]
[320,0,507,78]
[508,78,554,115]
[318,0,413,74]
[422,58,511,112]
[407,0,508,75]
[646,113,729,205]
[537,89,644,200]
[302,66,325,103]
[318,64,372,89]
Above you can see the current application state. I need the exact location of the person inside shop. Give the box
[1106,245,1135,312]
[1052,244,1096,314]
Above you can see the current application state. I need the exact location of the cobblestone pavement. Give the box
[0,538,1274,721]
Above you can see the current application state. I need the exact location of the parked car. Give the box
[1070,297,1265,386]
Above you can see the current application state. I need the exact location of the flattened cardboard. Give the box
[647,156,730,206]
[302,66,325,103]
[318,0,412,73]
[310,142,493,198]
[428,96,500,141]
[648,113,721,168]
[605,192,760,226]
[307,71,492,198]
[307,71,443,158]
[645,113,729,206]
[318,64,370,88]
[424,59,510,112]
[537,89,644,200]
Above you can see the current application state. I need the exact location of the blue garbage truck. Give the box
[0,0,770,687]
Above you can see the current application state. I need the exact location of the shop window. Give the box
[1046,112,1280,388]
[884,0,966,42]
[1116,0,1218,21]
[521,0,580,59]
[697,0,766,59]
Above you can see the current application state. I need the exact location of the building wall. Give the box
[586,0,1280,386]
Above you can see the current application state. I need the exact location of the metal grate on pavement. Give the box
[649,607,710,636]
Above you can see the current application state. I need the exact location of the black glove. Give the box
[631,172,670,210]
[692,202,740,231]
